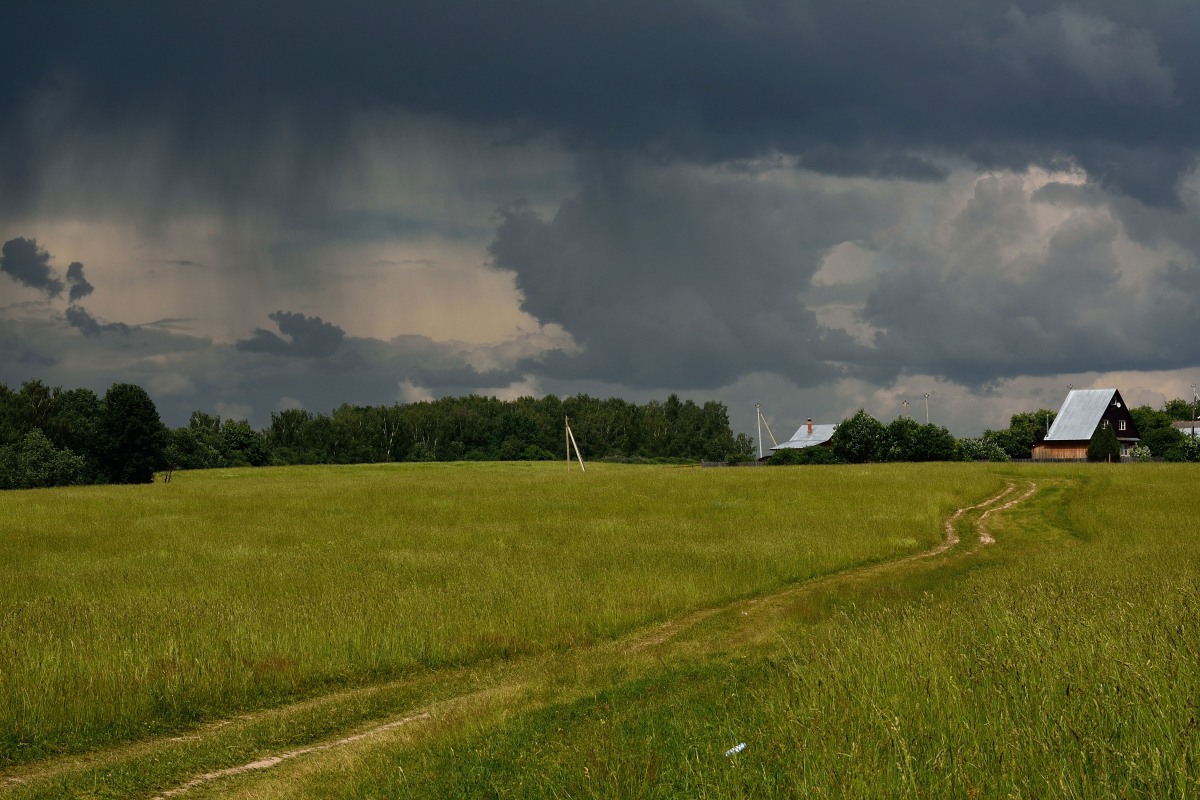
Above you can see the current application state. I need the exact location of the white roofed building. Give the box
[1031,388,1140,460]
[771,419,837,452]
[1172,420,1200,438]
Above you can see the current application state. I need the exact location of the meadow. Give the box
[1,462,1197,797]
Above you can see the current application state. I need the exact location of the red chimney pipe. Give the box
[807,418,813,434]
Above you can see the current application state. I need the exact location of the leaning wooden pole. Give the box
[565,415,586,472]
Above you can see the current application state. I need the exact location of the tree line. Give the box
[771,395,1200,465]
[0,380,756,489]
[5,378,1197,488]
[0,381,167,489]
[769,411,1001,465]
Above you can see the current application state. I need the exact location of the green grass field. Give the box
[1,462,1197,798]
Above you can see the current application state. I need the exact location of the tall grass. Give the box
[0,462,1001,767]
[329,464,1199,799]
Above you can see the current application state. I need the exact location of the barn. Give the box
[1031,388,1140,460]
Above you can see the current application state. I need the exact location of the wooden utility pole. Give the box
[565,416,586,472]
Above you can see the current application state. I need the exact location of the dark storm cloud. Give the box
[490,161,892,389]
[65,261,94,302]
[5,0,1200,420]
[858,175,1200,386]
[17,350,56,367]
[3,1,1199,209]
[1,238,64,297]
[493,161,1200,396]
[1161,261,1200,294]
[65,305,101,337]
[797,148,947,183]
[65,305,130,337]
[236,311,345,358]
[999,6,1176,105]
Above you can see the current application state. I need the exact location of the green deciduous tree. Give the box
[1142,427,1184,457]
[220,420,269,467]
[1129,405,1179,456]
[165,426,223,470]
[54,387,105,482]
[1163,436,1200,462]
[884,418,957,462]
[983,409,1056,460]
[0,428,86,489]
[100,383,168,484]
[1163,397,1197,421]
[954,437,1011,462]
[832,410,887,464]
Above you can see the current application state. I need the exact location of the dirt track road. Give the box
[5,479,1041,800]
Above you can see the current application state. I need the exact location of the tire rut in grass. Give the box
[620,480,1033,654]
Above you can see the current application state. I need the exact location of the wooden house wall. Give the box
[1100,391,1140,440]
[1031,442,1089,460]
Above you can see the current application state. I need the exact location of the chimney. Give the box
[807,418,813,435]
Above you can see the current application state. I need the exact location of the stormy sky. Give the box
[3,0,1200,439]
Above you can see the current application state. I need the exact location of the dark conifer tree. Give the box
[1087,423,1122,463]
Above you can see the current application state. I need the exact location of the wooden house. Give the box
[1031,388,1140,460]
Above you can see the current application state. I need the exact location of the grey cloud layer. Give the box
[489,161,887,388]
[4,0,1200,433]
[492,161,1200,391]
[3,1,1199,208]
[859,173,1200,384]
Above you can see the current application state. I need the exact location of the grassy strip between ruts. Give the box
[2,462,1000,789]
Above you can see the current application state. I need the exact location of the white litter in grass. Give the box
[724,742,747,757]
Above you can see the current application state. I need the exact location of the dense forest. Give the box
[0,380,754,489]
[3,379,1198,490]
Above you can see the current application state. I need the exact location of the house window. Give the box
[1101,420,1110,429]
[1119,419,1127,431]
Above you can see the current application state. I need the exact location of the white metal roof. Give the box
[1173,420,1200,438]
[771,423,838,450]
[1045,389,1121,441]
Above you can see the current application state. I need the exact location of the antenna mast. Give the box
[754,404,778,459]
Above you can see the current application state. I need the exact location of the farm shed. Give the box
[771,419,837,452]
[1172,420,1199,438]
[1031,388,1140,460]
